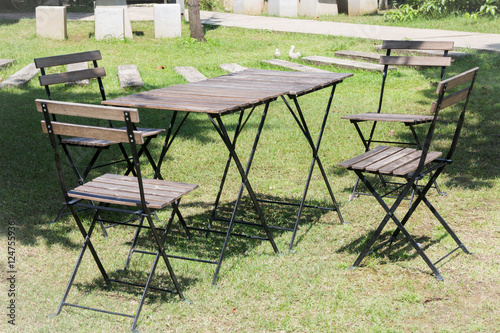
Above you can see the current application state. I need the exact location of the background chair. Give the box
[37,99,198,332]
[338,67,478,280]
[342,40,455,201]
[34,50,164,225]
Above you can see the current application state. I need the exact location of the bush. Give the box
[385,0,498,21]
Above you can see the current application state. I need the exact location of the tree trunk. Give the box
[188,0,206,42]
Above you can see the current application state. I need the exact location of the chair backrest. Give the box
[415,67,479,175]
[36,99,145,200]
[377,40,454,114]
[34,50,107,101]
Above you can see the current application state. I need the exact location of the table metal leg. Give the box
[154,111,190,180]
[282,85,345,252]
[208,103,280,285]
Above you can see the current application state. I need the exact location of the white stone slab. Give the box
[269,0,298,17]
[154,4,181,38]
[302,55,390,72]
[174,66,207,82]
[117,64,144,88]
[95,7,126,40]
[299,0,338,16]
[0,63,39,88]
[261,59,330,73]
[95,1,133,39]
[220,63,248,73]
[338,0,377,16]
[233,0,264,15]
[0,59,15,69]
[36,6,67,40]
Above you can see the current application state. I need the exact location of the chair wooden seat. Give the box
[62,127,165,147]
[339,145,442,176]
[341,112,434,125]
[69,173,198,210]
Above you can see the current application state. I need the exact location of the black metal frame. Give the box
[348,45,450,202]
[347,68,478,280]
[41,102,185,332]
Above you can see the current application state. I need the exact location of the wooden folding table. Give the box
[103,69,353,284]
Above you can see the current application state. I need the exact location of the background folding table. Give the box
[103,69,353,284]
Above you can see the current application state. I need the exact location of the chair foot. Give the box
[435,273,444,281]
[183,299,194,305]
[47,313,58,319]
[348,266,357,270]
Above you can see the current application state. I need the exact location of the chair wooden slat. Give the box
[351,147,403,170]
[34,50,102,68]
[61,137,115,147]
[365,148,416,172]
[342,112,434,124]
[68,174,198,209]
[38,67,106,87]
[382,40,454,51]
[436,67,479,92]
[380,55,452,67]
[36,99,139,122]
[392,151,443,175]
[338,146,390,168]
[100,173,199,191]
[41,121,145,145]
[438,88,471,110]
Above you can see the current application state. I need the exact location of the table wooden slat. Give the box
[103,69,353,114]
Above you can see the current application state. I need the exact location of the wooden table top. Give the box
[102,69,353,115]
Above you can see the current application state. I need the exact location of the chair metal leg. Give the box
[351,171,447,280]
[50,205,110,318]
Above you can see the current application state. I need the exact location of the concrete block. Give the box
[233,0,264,15]
[261,59,330,73]
[95,0,132,39]
[0,59,15,69]
[36,6,67,40]
[117,65,144,88]
[268,0,298,17]
[95,7,126,40]
[299,0,338,16]
[0,63,39,88]
[220,63,248,73]
[338,0,377,16]
[174,66,207,83]
[154,4,181,38]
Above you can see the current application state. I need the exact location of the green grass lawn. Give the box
[1,16,499,332]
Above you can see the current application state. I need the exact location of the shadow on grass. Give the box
[337,227,446,263]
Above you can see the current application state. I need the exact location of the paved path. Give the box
[1,7,498,52]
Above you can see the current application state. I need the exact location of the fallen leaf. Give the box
[156,65,165,69]
[388,129,395,137]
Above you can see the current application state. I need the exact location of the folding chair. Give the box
[342,40,455,201]
[338,67,478,280]
[34,50,164,225]
[37,99,198,332]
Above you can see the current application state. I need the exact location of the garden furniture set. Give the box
[35,42,478,331]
